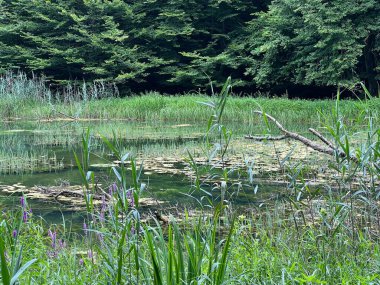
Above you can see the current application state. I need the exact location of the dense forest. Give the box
[0,0,379,96]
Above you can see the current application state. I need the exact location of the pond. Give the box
[0,119,326,227]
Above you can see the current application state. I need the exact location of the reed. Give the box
[0,79,379,284]
[1,71,379,132]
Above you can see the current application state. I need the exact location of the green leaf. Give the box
[10,258,37,285]
[0,234,10,285]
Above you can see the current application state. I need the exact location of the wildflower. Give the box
[109,183,117,196]
[83,222,87,236]
[79,259,84,266]
[97,232,104,243]
[47,251,57,259]
[23,211,28,223]
[101,194,106,208]
[47,230,65,258]
[12,230,17,238]
[127,189,134,208]
[20,196,32,223]
[48,229,57,249]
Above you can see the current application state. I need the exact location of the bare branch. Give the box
[244,135,288,141]
[308,128,335,150]
[252,111,358,163]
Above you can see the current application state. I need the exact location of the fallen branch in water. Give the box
[56,110,78,120]
[308,128,335,150]
[33,185,104,202]
[251,111,359,163]
[54,190,87,200]
[244,135,288,141]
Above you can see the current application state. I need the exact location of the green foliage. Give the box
[0,208,37,285]
[0,0,378,93]
[241,0,380,93]
[0,0,154,83]
[0,0,264,89]
[0,81,379,284]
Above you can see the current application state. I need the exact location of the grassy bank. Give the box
[2,95,380,137]
[1,202,379,284]
[1,72,380,128]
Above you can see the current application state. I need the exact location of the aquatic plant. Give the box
[0,80,380,284]
[0,197,37,285]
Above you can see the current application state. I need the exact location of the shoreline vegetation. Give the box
[3,94,380,122]
[1,73,379,125]
[1,76,380,283]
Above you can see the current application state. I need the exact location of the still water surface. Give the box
[0,119,292,226]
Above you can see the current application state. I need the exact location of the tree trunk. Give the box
[364,33,379,96]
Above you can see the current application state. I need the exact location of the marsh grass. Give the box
[1,72,379,133]
[0,133,66,174]
[0,79,379,284]
[0,151,63,175]
[5,94,380,132]
[1,197,380,283]
[0,71,117,119]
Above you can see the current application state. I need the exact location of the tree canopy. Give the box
[0,0,378,95]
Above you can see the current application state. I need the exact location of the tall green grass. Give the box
[0,78,379,284]
[0,71,117,119]
[5,93,380,127]
[1,71,379,131]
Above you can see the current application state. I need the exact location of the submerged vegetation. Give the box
[0,77,379,284]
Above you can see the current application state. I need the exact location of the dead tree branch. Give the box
[252,111,358,163]
[308,128,335,150]
[244,135,288,141]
